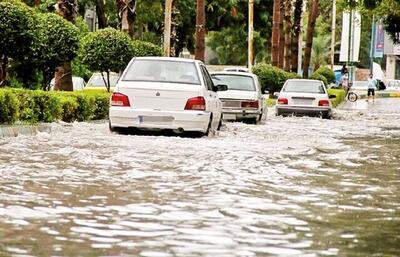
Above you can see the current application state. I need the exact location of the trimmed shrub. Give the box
[252,63,300,94]
[131,40,163,57]
[328,89,346,108]
[0,90,20,124]
[313,67,336,84]
[0,88,111,124]
[310,72,328,86]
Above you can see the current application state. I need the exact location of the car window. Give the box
[87,73,119,87]
[122,60,201,85]
[200,66,214,91]
[211,74,255,91]
[283,81,326,94]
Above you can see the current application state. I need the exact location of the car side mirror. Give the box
[329,94,336,99]
[215,84,228,92]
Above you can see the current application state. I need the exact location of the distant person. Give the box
[367,74,377,102]
[340,73,349,93]
[341,64,348,75]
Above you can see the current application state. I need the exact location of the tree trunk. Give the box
[278,0,285,69]
[54,62,73,91]
[291,0,303,73]
[283,0,292,71]
[303,0,319,78]
[54,0,77,91]
[271,0,281,67]
[195,0,205,62]
[95,0,108,29]
[116,0,137,38]
[0,55,8,87]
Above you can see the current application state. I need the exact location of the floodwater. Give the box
[0,99,399,257]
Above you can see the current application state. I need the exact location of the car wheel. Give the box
[109,120,115,132]
[217,118,222,131]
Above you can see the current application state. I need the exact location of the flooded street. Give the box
[0,99,399,257]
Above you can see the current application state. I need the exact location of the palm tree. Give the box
[311,36,329,70]
[195,0,205,61]
[303,0,319,78]
[116,0,137,37]
[54,0,77,91]
[271,0,281,67]
[278,0,285,69]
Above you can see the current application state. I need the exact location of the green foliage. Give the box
[0,89,20,124]
[131,40,163,57]
[208,28,266,65]
[310,72,328,86]
[252,63,301,94]
[327,89,346,108]
[33,12,80,90]
[313,67,336,84]
[0,88,111,124]
[80,28,133,73]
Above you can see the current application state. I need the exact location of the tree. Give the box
[54,0,77,91]
[80,28,133,92]
[283,0,292,71]
[33,12,79,90]
[303,0,319,78]
[116,0,137,37]
[0,0,34,86]
[271,0,281,67]
[291,0,303,73]
[195,0,206,61]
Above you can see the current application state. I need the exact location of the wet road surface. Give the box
[0,98,399,256]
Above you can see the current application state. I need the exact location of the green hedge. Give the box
[252,63,300,94]
[328,89,345,108]
[0,88,111,124]
[310,72,328,86]
[313,67,336,84]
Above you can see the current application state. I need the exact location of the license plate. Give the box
[223,114,237,120]
[139,116,174,124]
[293,99,313,105]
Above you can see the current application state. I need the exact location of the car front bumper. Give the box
[109,107,211,133]
[276,106,331,116]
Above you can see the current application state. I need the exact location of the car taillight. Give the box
[111,92,130,107]
[241,100,259,108]
[277,97,288,105]
[185,97,206,111]
[318,100,330,106]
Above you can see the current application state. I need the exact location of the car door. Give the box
[199,65,220,123]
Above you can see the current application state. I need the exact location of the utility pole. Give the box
[195,0,205,62]
[330,0,336,69]
[248,0,254,71]
[163,0,173,57]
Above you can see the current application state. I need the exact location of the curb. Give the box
[356,91,400,99]
[0,124,51,138]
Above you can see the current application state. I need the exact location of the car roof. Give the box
[133,56,201,64]
[286,79,323,83]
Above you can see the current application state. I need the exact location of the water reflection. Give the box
[0,101,400,256]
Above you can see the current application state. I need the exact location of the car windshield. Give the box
[122,60,201,85]
[283,81,326,93]
[87,73,119,87]
[211,74,255,91]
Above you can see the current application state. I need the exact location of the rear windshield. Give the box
[122,60,200,85]
[283,81,326,94]
[211,74,255,91]
[87,73,119,87]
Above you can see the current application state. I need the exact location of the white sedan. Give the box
[210,71,267,124]
[109,57,227,136]
[275,79,334,119]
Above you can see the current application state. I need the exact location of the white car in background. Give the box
[276,79,335,119]
[85,72,119,91]
[50,76,86,91]
[109,57,227,136]
[210,71,267,124]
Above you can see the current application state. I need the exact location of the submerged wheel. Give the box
[347,92,358,102]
